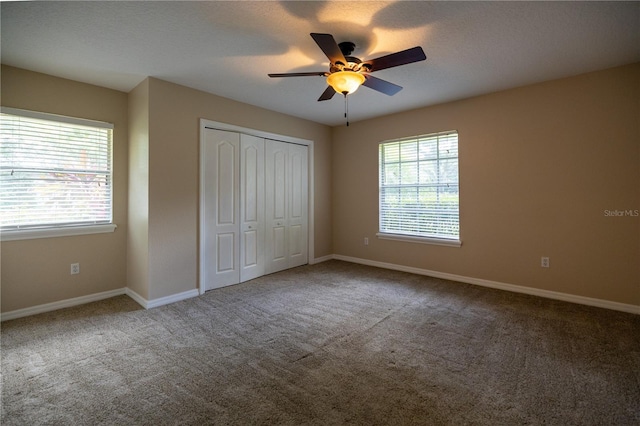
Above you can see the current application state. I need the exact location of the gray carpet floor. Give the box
[1,260,639,425]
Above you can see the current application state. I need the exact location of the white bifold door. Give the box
[201,129,308,291]
[265,140,309,274]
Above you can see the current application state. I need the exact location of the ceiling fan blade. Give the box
[310,33,347,65]
[362,75,403,96]
[318,86,336,101]
[268,72,328,78]
[363,46,426,72]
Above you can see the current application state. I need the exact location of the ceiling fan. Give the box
[268,33,427,102]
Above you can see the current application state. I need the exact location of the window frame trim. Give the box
[0,107,116,240]
[378,130,461,246]
[0,107,114,130]
[1,224,117,242]
[376,232,461,247]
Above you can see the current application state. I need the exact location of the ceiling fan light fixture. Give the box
[327,71,365,95]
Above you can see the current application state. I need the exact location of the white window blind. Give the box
[0,108,113,231]
[379,131,459,241]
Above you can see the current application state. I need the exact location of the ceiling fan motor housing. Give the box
[331,50,368,73]
[332,41,367,72]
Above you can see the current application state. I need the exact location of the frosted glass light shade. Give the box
[327,71,366,95]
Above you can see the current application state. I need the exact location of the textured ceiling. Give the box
[2,1,639,126]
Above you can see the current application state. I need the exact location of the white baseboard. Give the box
[1,287,201,322]
[333,254,640,315]
[123,287,148,309]
[3,258,636,321]
[0,288,127,322]
[125,287,200,309]
[310,254,334,264]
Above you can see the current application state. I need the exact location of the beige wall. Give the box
[0,66,331,312]
[1,66,129,312]
[142,78,332,300]
[2,62,636,313]
[127,79,150,299]
[332,63,640,306]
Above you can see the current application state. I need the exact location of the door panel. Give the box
[288,144,308,268]
[217,233,236,272]
[290,151,304,219]
[289,224,302,256]
[265,140,289,273]
[272,150,287,221]
[243,146,258,223]
[265,140,308,272]
[243,229,258,266]
[217,143,236,225]
[272,225,286,261]
[203,129,240,290]
[240,134,264,282]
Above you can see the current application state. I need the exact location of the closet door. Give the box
[265,140,289,274]
[202,129,240,290]
[201,127,308,291]
[265,140,308,274]
[239,134,265,282]
[288,143,309,268]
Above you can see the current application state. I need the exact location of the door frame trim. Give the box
[199,119,315,295]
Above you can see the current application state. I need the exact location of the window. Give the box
[378,131,460,246]
[0,107,115,240]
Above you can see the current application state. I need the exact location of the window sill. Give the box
[376,232,461,247]
[1,224,117,242]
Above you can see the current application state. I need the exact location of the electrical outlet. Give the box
[364,237,369,246]
[541,257,549,268]
[71,263,80,275]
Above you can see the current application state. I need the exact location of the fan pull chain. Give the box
[343,92,350,127]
